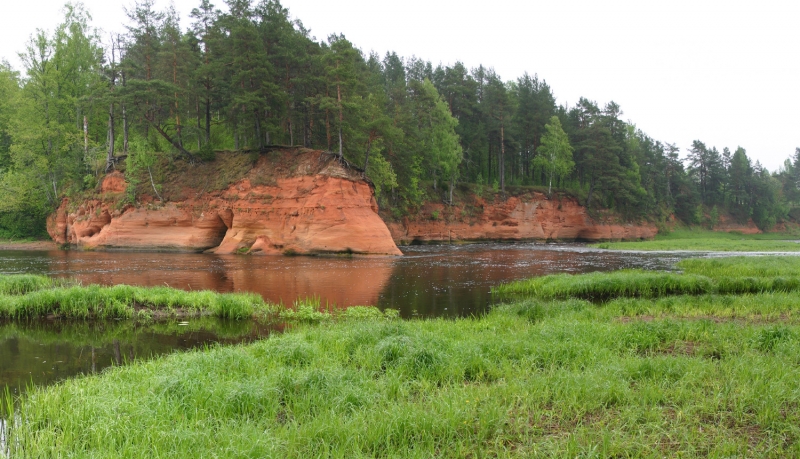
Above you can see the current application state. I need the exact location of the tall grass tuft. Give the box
[0,274,72,295]
[0,275,276,320]
[493,270,714,301]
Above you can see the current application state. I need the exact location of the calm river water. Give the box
[0,243,696,393]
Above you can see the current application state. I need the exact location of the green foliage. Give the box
[593,230,800,252]
[12,263,800,456]
[0,0,795,237]
[0,275,275,320]
[365,152,397,202]
[533,116,574,196]
[494,270,714,301]
[708,205,720,229]
[497,256,800,303]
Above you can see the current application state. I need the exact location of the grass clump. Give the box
[0,276,275,320]
[0,274,72,295]
[678,255,800,278]
[592,229,800,252]
[496,256,800,301]
[494,270,714,301]
[7,292,800,456]
[279,297,399,323]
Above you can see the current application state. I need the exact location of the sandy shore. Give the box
[0,240,59,250]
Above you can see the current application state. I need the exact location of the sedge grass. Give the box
[678,256,800,278]
[496,256,800,301]
[493,270,715,301]
[0,281,275,320]
[0,274,72,295]
[6,294,800,457]
[592,229,800,252]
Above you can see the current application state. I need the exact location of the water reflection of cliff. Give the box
[43,251,395,308]
[0,243,686,317]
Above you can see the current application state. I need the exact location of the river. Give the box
[0,242,695,393]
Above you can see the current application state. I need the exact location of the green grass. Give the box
[0,275,275,320]
[493,270,714,301]
[0,274,72,295]
[496,257,800,301]
[592,229,800,252]
[6,293,800,457]
[7,258,800,456]
[678,256,800,278]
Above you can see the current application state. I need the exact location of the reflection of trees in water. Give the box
[0,319,278,394]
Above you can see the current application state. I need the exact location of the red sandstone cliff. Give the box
[386,194,659,244]
[48,149,664,254]
[48,149,403,255]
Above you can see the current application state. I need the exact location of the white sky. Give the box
[1,0,798,171]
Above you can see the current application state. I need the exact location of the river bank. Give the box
[4,256,800,456]
[0,240,57,251]
[591,229,800,252]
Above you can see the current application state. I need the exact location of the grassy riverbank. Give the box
[592,229,800,252]
[0,274,274,320]
[493,256,800,300]
[5,257,800,457]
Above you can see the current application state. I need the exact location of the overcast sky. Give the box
[2,0,798,171]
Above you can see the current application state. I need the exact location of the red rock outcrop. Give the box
[48,149,661,254]
[387,193,658,244]
[48,150,403,255]
[713,214,761,234]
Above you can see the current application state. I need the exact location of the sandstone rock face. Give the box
[209,175,402,255]
[388,194,658,244]
[713,214,762,234]
[48,150,403,255]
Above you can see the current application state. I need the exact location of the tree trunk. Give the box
[363,138,371,171]
[105,102,115,173]
[325,109,331,150]
[204,96,211,145]
[83,115,88,159]
[337,82,343,158]
[449,178,455,205]
[195,97,202,150]
[254,111,262,148]
[148,166,162,201]
[145,118,195,162]
[500,122,505,192]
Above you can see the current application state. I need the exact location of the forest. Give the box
[0,0,797,239]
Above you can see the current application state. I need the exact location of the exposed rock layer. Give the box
[48,150,666,255]
[387,195,659,244]
[48,150,403,255]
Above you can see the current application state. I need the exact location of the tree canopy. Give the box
[0,0,795,237]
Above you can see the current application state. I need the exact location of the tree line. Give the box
[0,0,796,238]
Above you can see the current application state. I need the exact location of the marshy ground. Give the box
[4,255,800,456]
